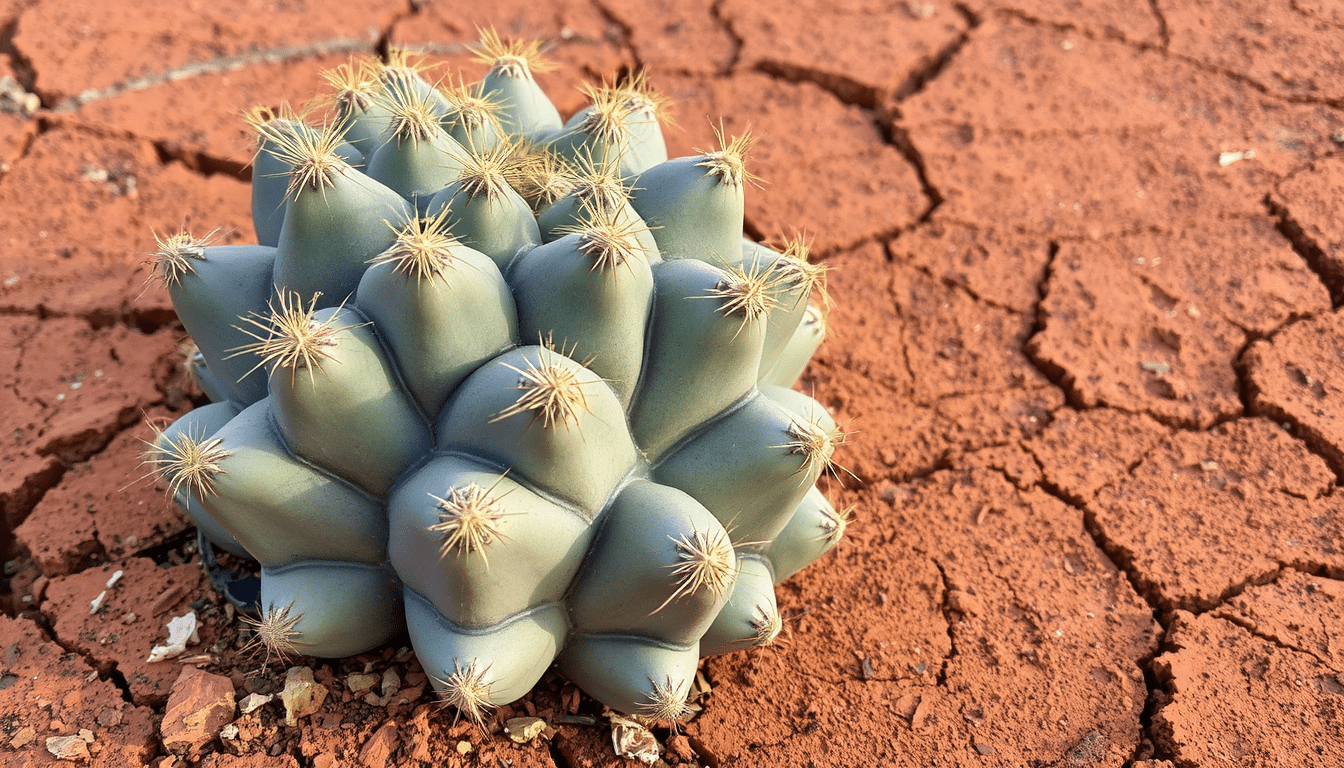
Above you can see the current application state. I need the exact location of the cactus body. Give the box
[148,44,846,724]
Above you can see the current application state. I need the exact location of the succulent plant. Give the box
[144,34,847,725]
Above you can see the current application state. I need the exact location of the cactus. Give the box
[144,34,846,726]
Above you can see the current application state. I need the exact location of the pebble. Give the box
[9,726,35,748]
[46,734,91,761]
[161,667,236,756]
[238,692,273,714]
[505,716,547,744]
[346,673,379,693]
[667,734,695,762]
[358,721,398,768]
[281,666,329,726]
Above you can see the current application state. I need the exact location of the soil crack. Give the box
[25,609,140,707]
[1263,192,1344,308]
[1212,598,1339,670]
[708,0,743,73]
[0,6,38,97]
[43,38,380,112]
[928,559,956,686]
[1146,0,1171,49]
[1026,466,1173,765]
[890,4,978,105]
[997,7,1161,50]
[588,0,643,73]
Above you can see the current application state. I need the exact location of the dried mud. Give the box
[2,1,1342,767]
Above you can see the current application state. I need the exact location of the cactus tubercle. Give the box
[229,291,365,384]
[655,527,735,614]
[695,127,758,188]
[428,480,509,565]
[148,228,221,286]
[141,423,229,498]
[246,110,350,200]
[368,208,466,283]
[433,658,496,728]
[491,348,596,429]
[240,602,304,666]
[473,28,555,79]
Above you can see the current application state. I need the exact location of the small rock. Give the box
[10,726,35,748]
[380,668,400,698]
[150,583,189,616]
[359,721,398,768]
[667,734,695,762]
[406,706,434,763]
[392,683,424,705]
[455,740,472,755]
[78,729,94,743]
[281,666,329,726]
[346,673,379,692]
[975,742,994,755]
[219,723,244,756]
[161,667,236,756]
[1140,360,1171,376]
[238,692,273,714]
[0,76,40,117]
[147,611,199,663]
[505,716,547,744]
[610,715,660,764]
[46,734,91,761]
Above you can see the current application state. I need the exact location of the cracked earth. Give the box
[2,1,1342,766]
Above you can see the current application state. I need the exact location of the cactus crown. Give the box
[695,127,758,188]
[240,602,303,666]
[435,659,496,728]
[141,424,229,498]
[369,209,465,283]
[458,140,523,202]
[322,59,381,115]
[493,349,594,428]
[514,147,575,208]
[474,28,555,79]
[232,292,359,383]
[568,150,630,212]
[246,109,349,199]
[154,42,847,727]
[440,78,504,138]
[705,259,783,323]
[555,201,651,273]
[379,77,444,146]
[149,228,218,286]
[428,481,507,564]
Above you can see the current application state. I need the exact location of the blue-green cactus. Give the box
[144,36,846,726]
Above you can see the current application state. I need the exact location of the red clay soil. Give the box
[2,2,1342,767]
